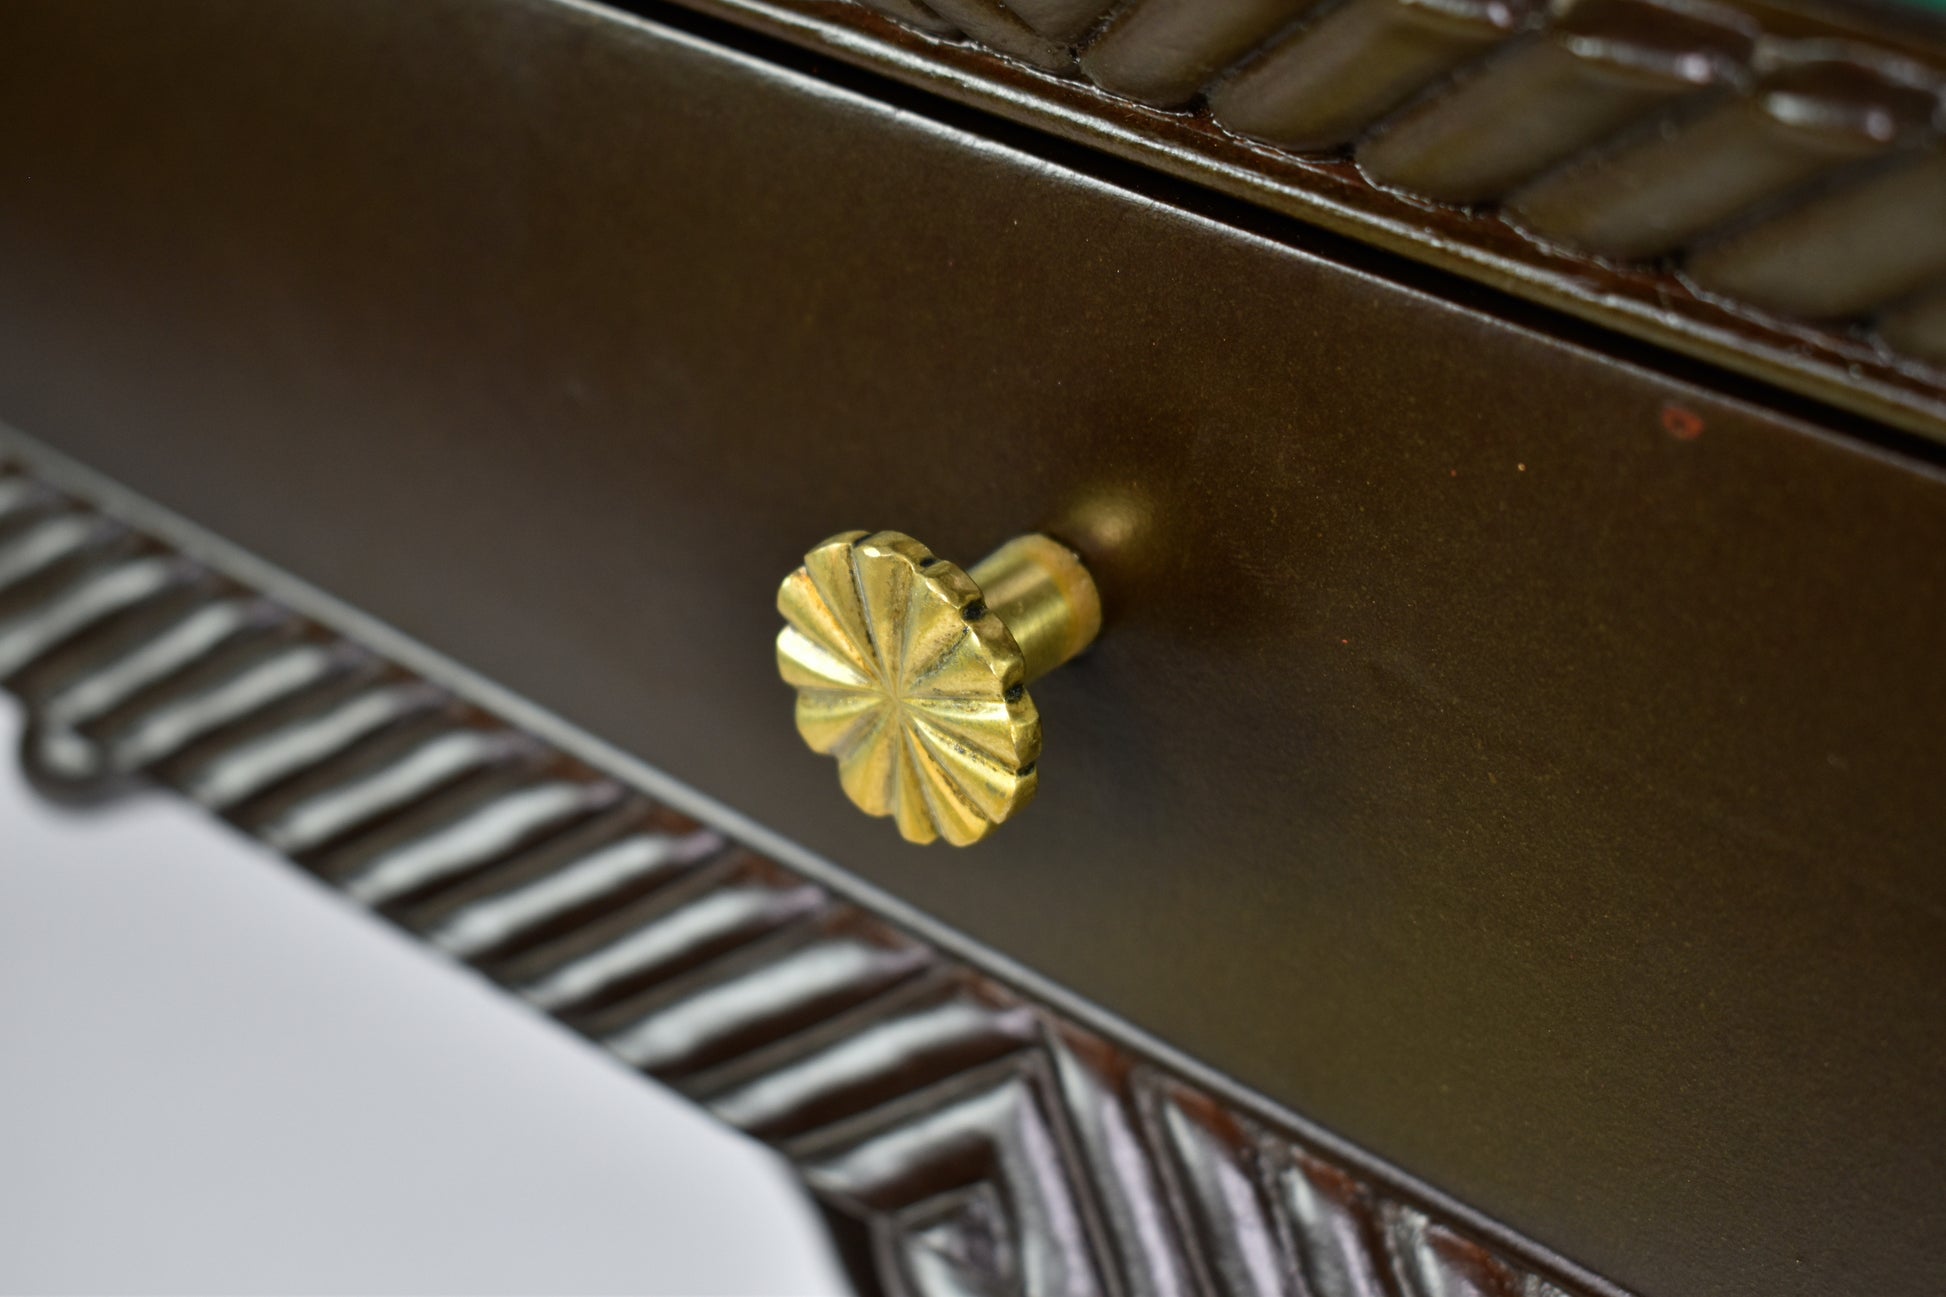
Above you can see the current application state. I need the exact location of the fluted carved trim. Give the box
[652,0,1946,445]
[0,456,1619,1297]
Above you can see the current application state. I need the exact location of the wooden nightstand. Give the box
[3,2,1943,1293]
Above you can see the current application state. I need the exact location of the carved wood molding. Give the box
[0,455,1622,1296]
[654,0,1946,444]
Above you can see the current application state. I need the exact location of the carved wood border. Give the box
[644,0,1946,446]
[0,453,1624,1296]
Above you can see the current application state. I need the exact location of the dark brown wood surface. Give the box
[1,3,1943,1294]
[0,453,1601,1297]
[668,0,1946,442]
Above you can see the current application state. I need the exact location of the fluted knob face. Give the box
[775,531,1040,846]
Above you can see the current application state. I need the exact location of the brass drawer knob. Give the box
[775,531,1101,846]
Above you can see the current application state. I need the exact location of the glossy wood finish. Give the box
[1,3,1943,1295]
[674,0,1946,445]
[849,0,1946,351]
[1507,47,1939,261]
[1208,0,1534,154]
[1355,0,1754,203]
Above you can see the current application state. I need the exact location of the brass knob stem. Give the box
[968,534,1102,685]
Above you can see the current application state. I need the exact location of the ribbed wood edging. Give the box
[662,0,1946,444]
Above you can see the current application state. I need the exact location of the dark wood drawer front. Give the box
[3,3,1942,1294]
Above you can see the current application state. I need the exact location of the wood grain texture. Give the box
[0,459,1603,1297]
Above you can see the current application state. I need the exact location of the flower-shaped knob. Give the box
[775,530,1102,846]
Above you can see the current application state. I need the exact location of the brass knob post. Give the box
[966,534,1102,685]
[776,530,1101,846]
